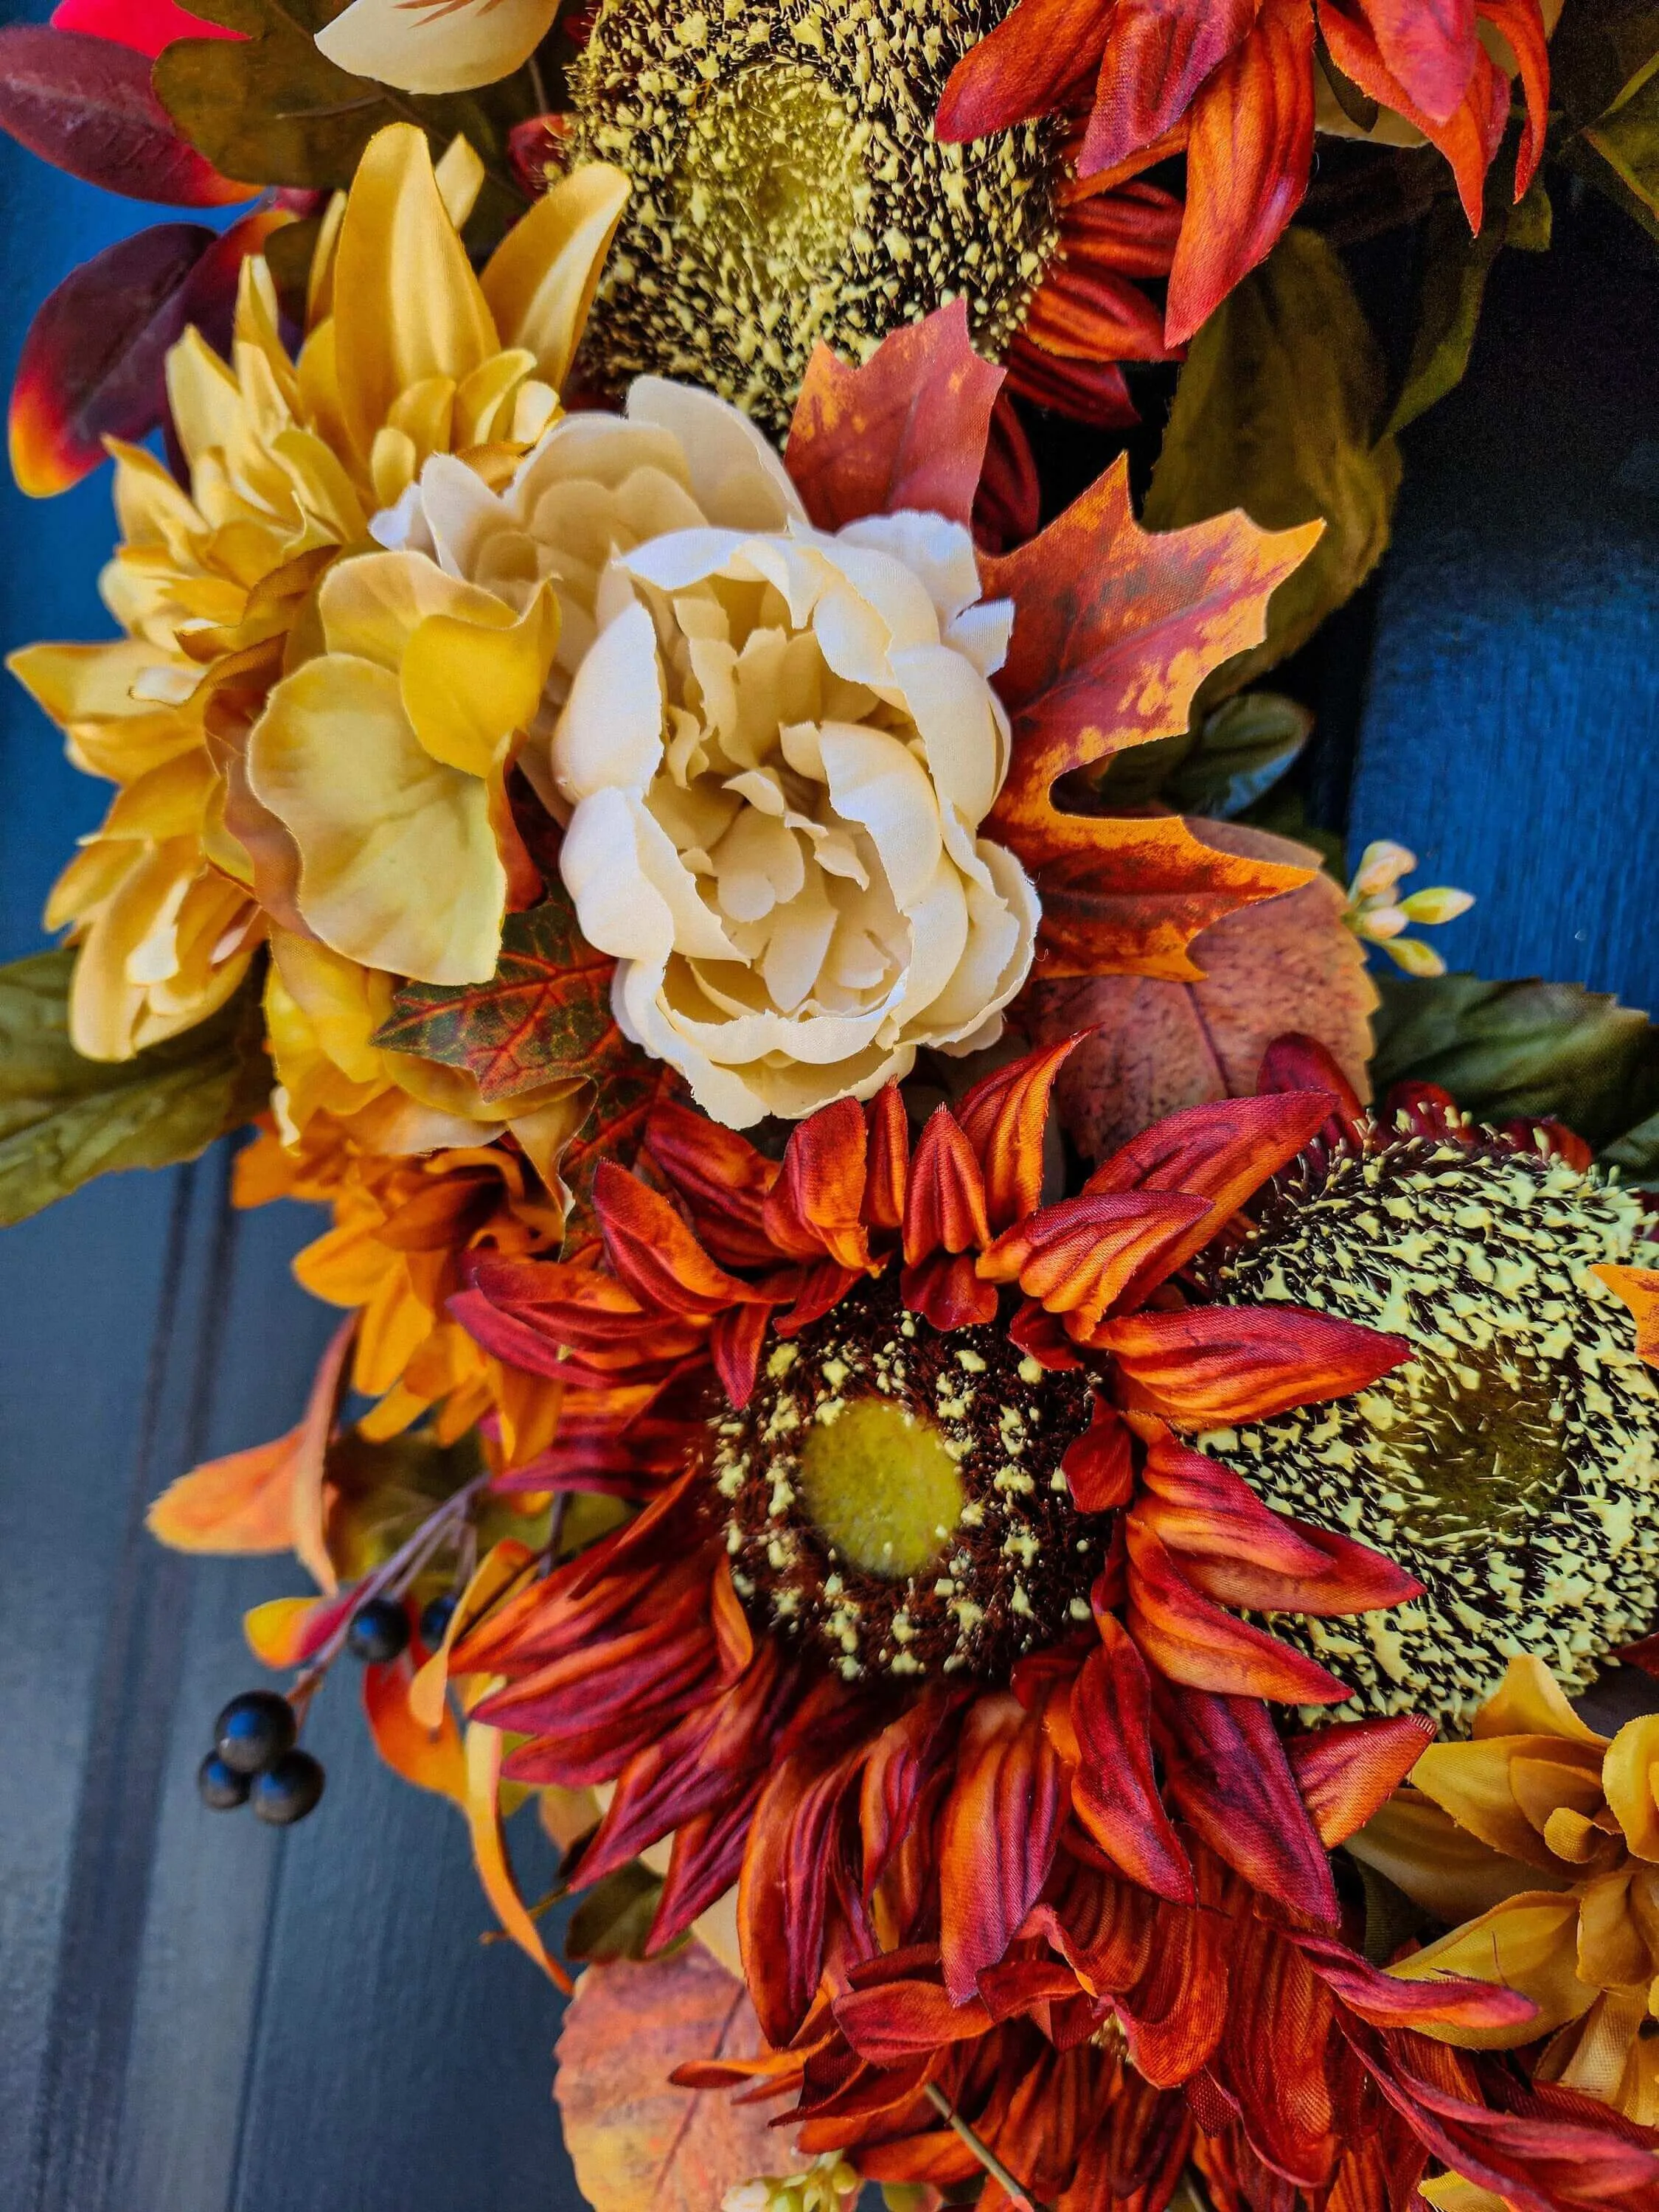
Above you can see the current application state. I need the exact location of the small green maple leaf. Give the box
[372,887,675,1220]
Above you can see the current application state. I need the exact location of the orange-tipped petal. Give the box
[363,1641,468,1806]
[740,1745,861,2047]
[979,1189,1207,1335]
[1158,1686,1340,1923]
[762,1096,871,1270]
[1127,1517,1354,1703]
[645,1099,780,1267]
[957,1034,1087,1231]
[1071,1621,1194,1899]
[1318,1,1506,232]
[785,297,1004,532]
[465,1721,572,1991]
[903,1105,992,1262]
[1258,1032,1363,1116]
[1078,0,1259,173]
[1351,0,1477,125]
[711,1298,775,1409]
[1287,1714,1437,1847]
[900,1248,999,1331]
[938,1693,1065,2004]
[865,1083,909,1231]
[1478,0,1548,195]
[1101,1304,1409,1425]
[1166,0,1316,347]
[243,1591,350,1670]
[935,0,1107,142]
[860,1688,961,1898]
[593,1162,768,1319]
[1060,1393,1135,1512]
[1086,1088,1335,1298]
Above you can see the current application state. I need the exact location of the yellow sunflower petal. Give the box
[1473,1655,1608,1747]
[481,161,632,392]
[331,124,498,466]
[1389,1892,1594,2045]
[400,583,560,779]
[1604,1713,1659,1861]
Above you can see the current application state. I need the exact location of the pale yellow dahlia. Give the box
[7,124,627,1138]
[280,380,1036,1124]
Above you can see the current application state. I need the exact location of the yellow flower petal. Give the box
[316,548,511,669]
[1605,1713,1659,1861]
[1348,1789,1562,1924]
[1419,2179,1513,2212]
[316,0,560,95]
[1389,1892,1594,2045]
[1413,1736,1596,1871]
[248,652,504,984]
[331,125,498,467]
[1474,1655,1608,1747]
[400,583,559,779]
[1577,1865,1651,1989]
[481,162,632,392]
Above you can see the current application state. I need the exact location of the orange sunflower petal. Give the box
[1157,1686,1340,1923]
[902,1105,992,1262]
[938,1692,1066,2005]
[593,1161,769,1318]
[864,1083,909,1232]
[1287,1714,1438,1847]
[646,1099,779,1267]
[1071,1620,1194,1900]
[1077,0,1259,173]
[762,1096,871,1270]
[1060,1392,1135,1512]
[1593,1265,1659,1366]
[1126,1516,1353,1704]
[935,0,1109,142]
[957,1033,1087,1232]
[978,1189,1207,1336]
[1101,1304,1409,1424]
[1166,0,1316,347]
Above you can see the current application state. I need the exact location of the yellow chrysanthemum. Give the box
[7,125,628,1090]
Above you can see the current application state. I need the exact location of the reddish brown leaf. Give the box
[555,1949,801,2212]
[1023,820,1376,1162]
[10,209,283,496]
[784,299,1004,532]
[0,24,251,203]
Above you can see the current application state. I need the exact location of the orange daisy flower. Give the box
[681,1832,1659,2212]
[450,1037,1420,2038]
[936,0,1552,344]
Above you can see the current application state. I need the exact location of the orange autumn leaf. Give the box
[785,296,1004,532]
[1024,819,1376,1160]
[1594,1265,1659,1366]
[147,1316,354,1591]
[981,457,1321,978]
[464,1719,572,1992]
[243,1590,349,1669]
[555,1949,801,2212]
[364,1645,468,1806]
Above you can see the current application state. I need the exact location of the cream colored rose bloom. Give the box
[381,380,1037,1126]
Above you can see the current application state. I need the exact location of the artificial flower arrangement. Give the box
[6,1,1659,2208]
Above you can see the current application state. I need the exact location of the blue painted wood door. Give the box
[1,18,1655,2203]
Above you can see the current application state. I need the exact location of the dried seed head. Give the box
[710,1273,1105,1680]
[1197,1133,1659,1728]
[571,0,1061,430]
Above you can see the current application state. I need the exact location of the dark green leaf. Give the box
[1387,199,1509,435]
[1370,970,1659,1157]
[1551,0,1659,128]
[153,0,533,221]
[1144,229,1401,698]
[1165,692,1313,818]
[566,1862,684,1965]
[0,950,269,1226]
[1352,1856,1436,1964]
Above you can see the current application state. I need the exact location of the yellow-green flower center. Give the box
[572,0,1060,430]
[796,1395,966,1579]
[1197,1133,1659,1727]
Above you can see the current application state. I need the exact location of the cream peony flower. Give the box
[367,378,1039,1125]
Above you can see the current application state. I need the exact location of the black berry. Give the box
[215,1690,297,1775]
[347,1596,409,1663]
[418,1591,457,1648]
[198,1751,251,1811]
[251,1750,326,1826]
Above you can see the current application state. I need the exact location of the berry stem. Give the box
[921,2084,1048,2212]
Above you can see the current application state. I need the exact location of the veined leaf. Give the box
[0,949,270,1225]
[1099,690,1314,816]
[1144,229,1402,696]
[1371,970,1659,1161]
[153,0,534,220]
[374,886,675,1214]
[0,24,251,203]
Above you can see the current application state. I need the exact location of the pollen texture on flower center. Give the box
[572,0,1060,429]
[710,1273,1104,1680]
[1196,1134,1659,1727]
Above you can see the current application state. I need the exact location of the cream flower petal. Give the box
[316,0,560,95]
[625,378,804,531]
[249,653,504,984]
[840,509,983,627]
[550,599,664,801]
[560,786,735,965]
[818,722,943,909]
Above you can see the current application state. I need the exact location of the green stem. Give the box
[921,2084,1049,2212]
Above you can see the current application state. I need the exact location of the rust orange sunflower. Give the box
[448,1036,1423,2041]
